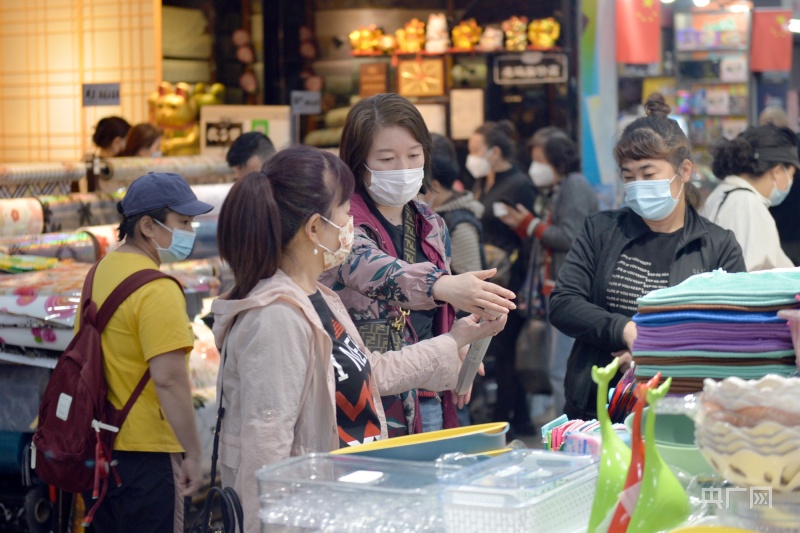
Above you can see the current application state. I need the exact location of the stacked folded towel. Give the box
[632,270,800,393]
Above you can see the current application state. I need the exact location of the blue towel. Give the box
[633,310,784,326]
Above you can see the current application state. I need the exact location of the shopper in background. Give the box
[759,106,800,266]
[212,146,507,533]
[498,133,599,417]
[424,133,485,275]
[321,93,516,436]
[701,125,797,271]
[82,172,212,532]
[467,119,537,435]
[226,131,277,178]
[549,93,746,420]
[120,123,163,157]
[93,116,131,158]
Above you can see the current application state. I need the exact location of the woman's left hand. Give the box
[498,203,531,228]
[612,349,633,373]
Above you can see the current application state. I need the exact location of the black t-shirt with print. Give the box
[605,230,683,316]
[309,291,383,447]
[368,201,437,341]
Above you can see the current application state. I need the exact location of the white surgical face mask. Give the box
[152,219,196,263]
[529,161,556,188]
[365,165,424,207]
[769,166,794,207]
[466,154,491,179]
[623,172,683,221]
[317,215,354,270]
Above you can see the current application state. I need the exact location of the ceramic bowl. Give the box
[702,375,800,413]
[695,432,800,457]
[698,445,800,493]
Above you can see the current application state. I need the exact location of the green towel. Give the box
[638,269,800,308]
[634,350,796,359]
[635,364,796,379]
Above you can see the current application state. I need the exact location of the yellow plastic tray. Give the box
[330,422,510,461]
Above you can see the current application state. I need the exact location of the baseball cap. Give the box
[119,172,213,218]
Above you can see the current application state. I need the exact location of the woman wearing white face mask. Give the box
[700,125,798,271]
[320,94,515,437]
[497,132,599,417]
[212,146,507,533]
[466,120,538,435]
[548,93,746,421]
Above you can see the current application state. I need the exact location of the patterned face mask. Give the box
[318,215,354,270]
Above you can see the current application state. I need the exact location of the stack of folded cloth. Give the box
[632,269,800,393]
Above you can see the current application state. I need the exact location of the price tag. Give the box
[82,83,121,106]
[290,90,322,115]
[493,53,568,86]
[205,122,244,147]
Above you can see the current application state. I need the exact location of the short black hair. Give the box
[93,116,131,149]
[711,125,798,179]
[431,134,460,190]
[226,132,276,168]
[543,136,581,176]
[116,205,169,242]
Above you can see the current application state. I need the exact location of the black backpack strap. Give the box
[713,187,754,223]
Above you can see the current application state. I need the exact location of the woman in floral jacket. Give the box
[321,94,516,435]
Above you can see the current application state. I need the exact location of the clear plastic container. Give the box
[439,450,598,533]
[256,453,458,533]
[724,487,800,533]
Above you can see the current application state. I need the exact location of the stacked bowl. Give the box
[695,375,800,492]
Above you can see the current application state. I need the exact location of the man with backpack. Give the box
[36,172,212,532]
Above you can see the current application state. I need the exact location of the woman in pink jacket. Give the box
[211,145,507,533]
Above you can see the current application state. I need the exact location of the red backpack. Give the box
[31,262,180,525]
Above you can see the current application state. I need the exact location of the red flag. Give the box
[616,0,661,64]
[750,10,792,72]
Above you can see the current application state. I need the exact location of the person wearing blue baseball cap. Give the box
[80,172,212,532]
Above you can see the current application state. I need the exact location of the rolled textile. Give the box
[39,192,119,232]
[0,162,85,184]
[99,155,233,190]
[190,183,232,220]
[0,254,59,273]
[0,262,88,327]
[80,224,121,258]
[0,325,72,352]
[0,198,43,237]
[0,231,98,263]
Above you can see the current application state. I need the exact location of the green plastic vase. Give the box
[587,359,631,533]
[627,378,691,532]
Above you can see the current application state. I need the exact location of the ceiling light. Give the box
[728,4,749,12]
[693,0,710,6]
[661,0,676,3]
[789,19,800,33]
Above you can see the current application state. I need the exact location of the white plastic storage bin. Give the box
[439,450,598,533]
[256,453,458,533]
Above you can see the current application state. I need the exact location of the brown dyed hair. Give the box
[217,145,355,300]
[614,93,698,207]
[120,123,162,157]
[475,120,518,162]
[340,93,433,195]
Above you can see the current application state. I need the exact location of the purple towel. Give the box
[634,323,793,353]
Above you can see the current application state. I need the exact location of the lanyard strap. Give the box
[402,203,417,263]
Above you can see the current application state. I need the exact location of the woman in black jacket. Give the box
[548,93,746,420]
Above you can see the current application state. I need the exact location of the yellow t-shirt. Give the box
[76,251,194,452]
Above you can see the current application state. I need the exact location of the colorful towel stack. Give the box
[632,269,800,393]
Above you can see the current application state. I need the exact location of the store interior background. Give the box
[1,0,800,190]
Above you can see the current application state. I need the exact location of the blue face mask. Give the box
[769,166,794,207]
[153,219,195,262]
[623,172,684,222]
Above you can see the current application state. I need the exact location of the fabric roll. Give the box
[102,156,233,185]
[632,310,785,326]
[39,193,119,232]
[0,325,72,351]
[638,269,800,309]
[0,198,43,237]
[0,162,85,183]
[0,231,98,263]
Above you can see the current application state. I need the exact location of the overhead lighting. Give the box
[661,0,676,3]
[728,4,749,12]
[693,0,710,6]
[790,19,800,33]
